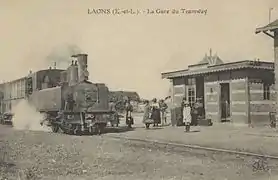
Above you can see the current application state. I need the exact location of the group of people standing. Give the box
[142,98,168,129]
[111,96,203,132]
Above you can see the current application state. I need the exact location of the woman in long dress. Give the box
[182,101,192,132]
[150,98,161,127]
[142,100,153,129]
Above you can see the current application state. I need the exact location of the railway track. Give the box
[106,134,278,160]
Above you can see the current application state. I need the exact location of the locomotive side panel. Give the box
[29,87,62,112]
[61,85,74,111]
[95,83,109,111]
[72,82,110,113]
[73,82,98,112]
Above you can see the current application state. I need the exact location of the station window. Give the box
[187,86,196,107]
[263,83,270,100]
[187,78,196,85]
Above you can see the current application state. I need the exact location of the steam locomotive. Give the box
[0,54,111,135]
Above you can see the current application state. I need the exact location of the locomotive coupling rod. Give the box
[106,135,278,160]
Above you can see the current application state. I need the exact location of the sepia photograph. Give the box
[1,0,278,179]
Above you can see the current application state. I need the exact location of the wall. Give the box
[230,78,248,124]
[204,70,248,124]
[249,82,275,126]
[172,77,185,107]
[172,77,199,107]
[204,81,219,122]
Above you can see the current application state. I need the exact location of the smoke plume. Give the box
[45,44,82,69]
[11,100,51,132]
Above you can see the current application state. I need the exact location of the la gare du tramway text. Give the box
[88,8,207,15]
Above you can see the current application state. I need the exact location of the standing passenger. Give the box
[191,102,199,126]
[182,101,192,132]
[142,100,152,129]
[109,100,118,127]
[125,99,133,128]
[159,99,168,126]
[150,98,161,127]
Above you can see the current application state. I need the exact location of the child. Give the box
[182,101,192,132]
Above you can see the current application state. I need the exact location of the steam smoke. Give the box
[11,100,51,132]
[45,44,82,68]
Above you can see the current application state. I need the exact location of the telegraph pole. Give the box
[256,9,278,127]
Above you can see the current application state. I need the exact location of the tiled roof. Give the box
[255,19,278,33]
[161,60,273,79]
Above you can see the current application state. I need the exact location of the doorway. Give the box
[220,83,231,122]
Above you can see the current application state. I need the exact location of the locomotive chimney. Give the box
[71,54,89,82]
[67,57,79,86]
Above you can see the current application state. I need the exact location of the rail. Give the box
[106,134,278,160]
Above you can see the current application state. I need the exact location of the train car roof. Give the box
[0,68,65,85]
[29,68,65,75]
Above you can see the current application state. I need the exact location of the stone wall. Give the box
[204,81,219,122]
[204,78,248,124]
[249,82,275,126]
[230,78,248,124]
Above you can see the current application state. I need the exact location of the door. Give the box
[220,83,230,121]
[186,85,196,107]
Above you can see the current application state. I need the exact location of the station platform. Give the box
[108,115,278,157]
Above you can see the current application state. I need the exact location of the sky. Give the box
[1,0,278,99]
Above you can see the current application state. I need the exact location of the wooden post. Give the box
[274,30,278,124]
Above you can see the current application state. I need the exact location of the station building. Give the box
[161,50,275,126]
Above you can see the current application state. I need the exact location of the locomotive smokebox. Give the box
[71,54,89,82]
